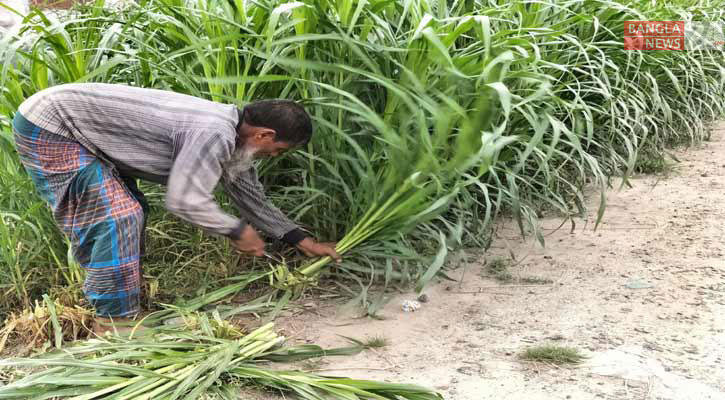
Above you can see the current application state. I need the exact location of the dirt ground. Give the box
[265,123,725,399]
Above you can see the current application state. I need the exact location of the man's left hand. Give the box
[296,238,341,263]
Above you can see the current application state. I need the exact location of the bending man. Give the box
[13,83,340,333]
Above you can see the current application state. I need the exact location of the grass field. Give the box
[0,0,724,320]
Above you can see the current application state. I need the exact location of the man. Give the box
[12,83,340,334]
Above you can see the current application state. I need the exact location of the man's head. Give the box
[226,100,312,178]
[237,99,312,156]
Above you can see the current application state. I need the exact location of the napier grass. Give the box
[0,0,724,320]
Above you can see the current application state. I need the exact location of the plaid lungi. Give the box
[12,112,143,317]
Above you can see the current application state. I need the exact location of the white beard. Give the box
[224,145,258,180]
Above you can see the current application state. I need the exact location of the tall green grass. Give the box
[1,0,724,317]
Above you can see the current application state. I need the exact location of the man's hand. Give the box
[232,224,265,257]
[296,238,341,263]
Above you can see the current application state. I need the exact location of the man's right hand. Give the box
[232,224,265,256]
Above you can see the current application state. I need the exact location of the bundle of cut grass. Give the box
[0,317,442,399]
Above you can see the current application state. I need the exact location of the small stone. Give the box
[417,293,430,303]
[626,380,648,389]
[402,300,421,312]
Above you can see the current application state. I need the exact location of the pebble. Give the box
[402,300,421,312]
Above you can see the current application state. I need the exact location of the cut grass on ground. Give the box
[520,344,586,365]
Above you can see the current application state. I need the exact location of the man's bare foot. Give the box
[92,316,145,337]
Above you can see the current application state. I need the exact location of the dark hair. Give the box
[242,100,312,146]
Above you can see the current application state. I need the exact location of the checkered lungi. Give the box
[12,112,143,317]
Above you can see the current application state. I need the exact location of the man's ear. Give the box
[254,127,276,142]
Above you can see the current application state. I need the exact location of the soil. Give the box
[262,123,725,399]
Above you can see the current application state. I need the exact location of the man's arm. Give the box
[220,167,303,244]
[165,131,247,240]
[221,167,341,261]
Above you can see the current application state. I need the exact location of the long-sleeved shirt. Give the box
[18,83,300,242]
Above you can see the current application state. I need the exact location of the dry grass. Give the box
[0,297,93,355]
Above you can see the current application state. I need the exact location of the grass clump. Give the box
[484,258,553,285]
[485,258,514,283]
[0,295,92,355]
[519,344,586,365]
[364,335,388,349]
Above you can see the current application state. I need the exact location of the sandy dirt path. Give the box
[267,123,725,400]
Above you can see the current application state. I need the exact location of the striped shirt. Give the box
[18,83,300,241]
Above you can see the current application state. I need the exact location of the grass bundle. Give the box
[0,317,442,399]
